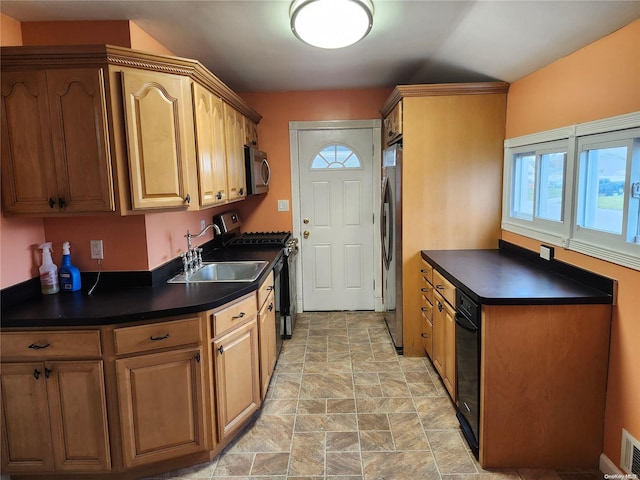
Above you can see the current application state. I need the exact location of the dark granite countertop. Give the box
[1,247,283,328]
[421,244,614,306]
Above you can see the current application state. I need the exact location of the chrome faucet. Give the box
[182,224,221,275]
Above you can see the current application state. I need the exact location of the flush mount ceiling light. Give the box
[290,0,374,49]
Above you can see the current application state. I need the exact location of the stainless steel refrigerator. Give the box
[381,144,403,353]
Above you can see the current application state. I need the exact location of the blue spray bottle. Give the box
[59,241,82,292]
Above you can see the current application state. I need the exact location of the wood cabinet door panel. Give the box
[223,103,246,200]
[258,292,276,400]
[122,69,192,210]
[46,360,111,471]
[443,301,456,401]
[116,347,206,468]
[0,362,55,473]
[46,68,114,213]
[193,84,228,206]
[213,319,260,440]
[0,70,58,214]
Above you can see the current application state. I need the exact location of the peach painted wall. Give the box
[504,18,640,470]
[505,19,640,138]
[1,13,22,46]
[237,88,392,232]
[21,20,132,46]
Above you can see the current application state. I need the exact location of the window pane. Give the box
[537,152,566,222]
[311,144,362,170]
[512,153,535,220]
[578,146,627,234]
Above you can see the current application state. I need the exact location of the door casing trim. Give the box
[289,119,383,313]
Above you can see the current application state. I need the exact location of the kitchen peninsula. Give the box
[421,241,615,469]
[0,247,282,480]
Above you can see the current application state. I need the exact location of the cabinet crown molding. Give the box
[0,44,261,123]
[380,81,510,117]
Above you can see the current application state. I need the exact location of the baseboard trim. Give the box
[600,453,624,476]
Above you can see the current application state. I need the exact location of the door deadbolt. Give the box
[303,218,310,224]
[303,230,310,239]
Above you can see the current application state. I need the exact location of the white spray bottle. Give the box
[39,242,59,294]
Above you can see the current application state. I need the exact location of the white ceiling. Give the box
[2,1,640,93]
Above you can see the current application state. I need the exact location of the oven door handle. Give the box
[455,314,478,333]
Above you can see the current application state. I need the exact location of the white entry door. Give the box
[297,127,375,311]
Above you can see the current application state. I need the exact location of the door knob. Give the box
[303,230,310,239]
[303,218,309,224]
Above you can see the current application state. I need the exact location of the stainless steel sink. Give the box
[167,261,268,283]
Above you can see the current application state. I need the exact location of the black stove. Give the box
[227,231,292,247]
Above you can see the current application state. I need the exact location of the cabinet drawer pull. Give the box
[438,302,444,312]
[195,352,201,363]
[266,286,274,291]
[232,312,246,320]
[435,284,445,290]
[217,345,224,355]
[28,343,50,350]
[421,307,428,312]
[420,269,428,273]
[150,334,170,341]
[421,333,430,338]
[268,303,274,312]
[421,288,428,292]
[33,369,41,380]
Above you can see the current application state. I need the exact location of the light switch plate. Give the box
[278,200,290,212]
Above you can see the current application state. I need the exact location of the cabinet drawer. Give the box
[257,271,274,308]
[420,276,434,305]
[0,330,101,359]
[114,317,201,356]
[433,269,456,307]
[420,259,433,284]
[212,294,258,338]
[421,312,433,358]
[421,294,433,321]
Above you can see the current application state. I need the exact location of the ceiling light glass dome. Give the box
[290,0,374,49]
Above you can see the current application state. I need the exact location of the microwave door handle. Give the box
[261,159,271,185]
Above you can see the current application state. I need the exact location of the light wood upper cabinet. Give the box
[121,69,196,210]
[192,83,229,206]
[0,359,111,474]
[383,99,402,147]
[1,68,114,214]
[224,103,247,201]
[244,115,259,149]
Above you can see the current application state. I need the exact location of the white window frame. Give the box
[502,111,640,270]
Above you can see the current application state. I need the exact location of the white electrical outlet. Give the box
[539,245,553,261]
[277,200,290,212]
[90,240,104,260]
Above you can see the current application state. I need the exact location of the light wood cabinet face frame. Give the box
[258,291,277,400]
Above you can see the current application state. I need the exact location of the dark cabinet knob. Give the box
[216,191,223,200]
[185,194,191,204]
[239,187,244,196]
[33,369,41,380]
[217,345,224,355]
[48,197,56,208]
[58,197,66,208]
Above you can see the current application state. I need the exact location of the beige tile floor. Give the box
[144,311,605,480]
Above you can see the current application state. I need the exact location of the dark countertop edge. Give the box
[421,241,614,306]
[1,246,283,328]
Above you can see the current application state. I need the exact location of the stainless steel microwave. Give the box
[244,146,270,195]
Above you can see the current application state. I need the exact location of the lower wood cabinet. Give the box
[116,346,207,468]
[0,360,110,473]
[213,318,260,442]
[432,290,457,400]
[258,290,277,399]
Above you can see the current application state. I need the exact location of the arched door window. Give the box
[310,144,362,170]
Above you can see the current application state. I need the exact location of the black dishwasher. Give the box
[455,290,481,457]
